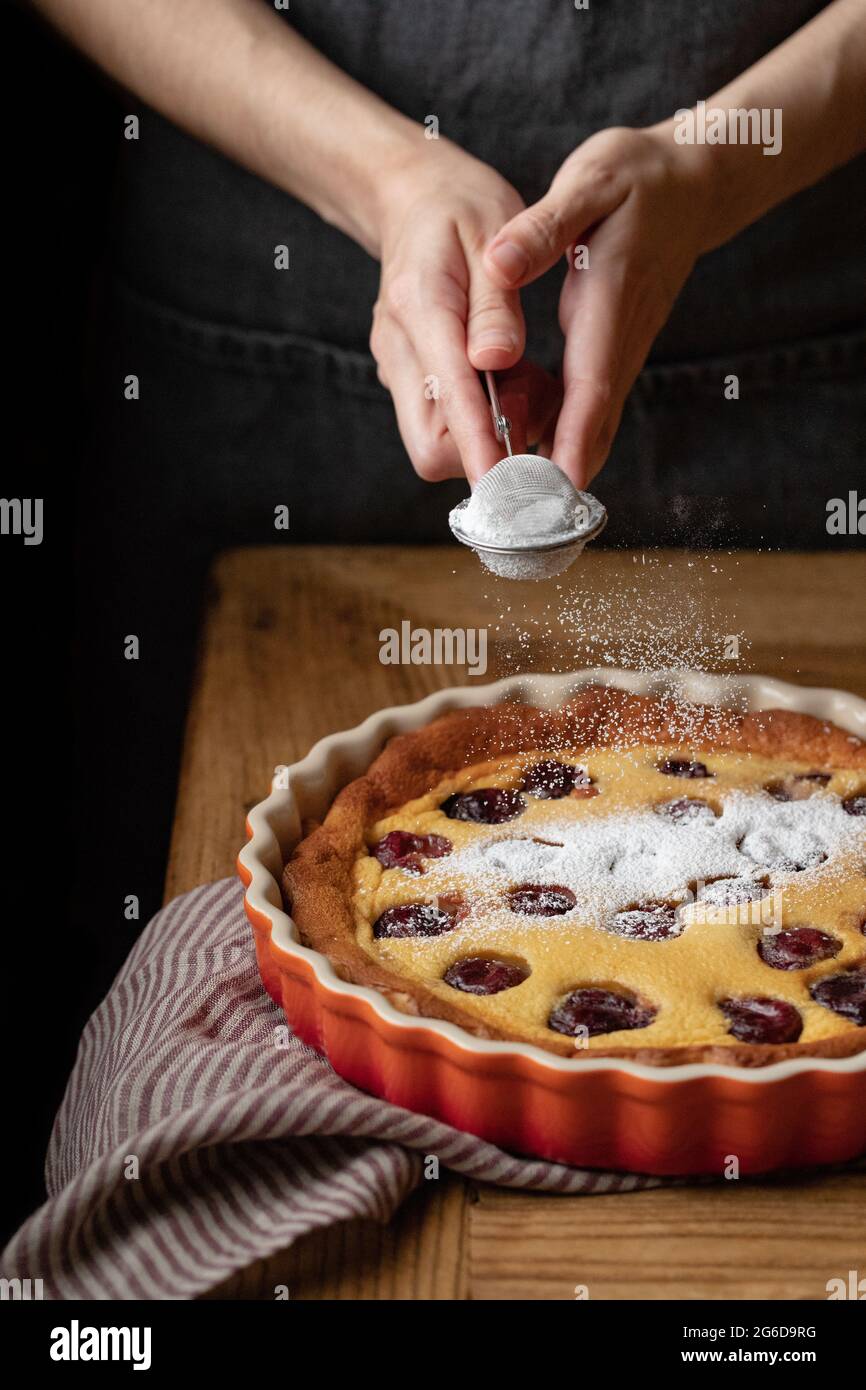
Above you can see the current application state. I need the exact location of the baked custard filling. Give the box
[352,748,866,1053]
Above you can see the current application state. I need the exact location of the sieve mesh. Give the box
[448,453,607,580]
[468,454,582,541]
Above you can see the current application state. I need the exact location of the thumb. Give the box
[465,258,525,371]
[484,166,626,288]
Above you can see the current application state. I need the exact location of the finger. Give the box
[417,299,504,486]
[552,265,629,489]
[498,362,562,450]
[484,163,627,289]
[496,376,529,456]
[583,382,628,486]
[374,320,464,481]
[508,361,561,447]
[465,255,525,370]
[582,344,646,485]
[537,426,556,460]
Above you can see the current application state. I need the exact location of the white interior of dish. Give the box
[238,668,866,1083]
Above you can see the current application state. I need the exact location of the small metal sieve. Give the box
[448,372,607,579]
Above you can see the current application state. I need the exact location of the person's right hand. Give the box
[371,139,560,484]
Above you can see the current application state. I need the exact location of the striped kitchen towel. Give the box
[0,878,853,1299]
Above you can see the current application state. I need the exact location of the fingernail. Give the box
[487,240,529,283]
[472,328,519,355]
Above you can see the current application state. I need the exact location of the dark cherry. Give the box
[506,883,577,916]
[720,996,803,1045]
[549,988,656,1038]
[766,772,831,802]
[757,926,841,971]
[697,876,768,907]
[396,855,426,874]
[373,830,452,871]
[842,795,866,818]
[521,759,593,800]
[372,900,462,940]
[443,956,528,995]
[657,758,713,779]
[608,902,682,941]
[765,782,792,803]
[655,797,717,823]
[810,968,866,1025]
[769,849,828,874]
[441,788,526,824]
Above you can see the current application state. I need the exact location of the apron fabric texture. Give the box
[98,0,866,553]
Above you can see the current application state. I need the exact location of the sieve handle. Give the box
[484,370,513,456]
[484,369,534,457]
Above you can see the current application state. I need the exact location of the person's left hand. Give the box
[483,124,713,489]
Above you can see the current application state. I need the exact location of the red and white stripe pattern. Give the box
[3,879,855,1299]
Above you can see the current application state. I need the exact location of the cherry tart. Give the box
[282,688,866,1065]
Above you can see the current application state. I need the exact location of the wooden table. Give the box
[167,546,866,1300]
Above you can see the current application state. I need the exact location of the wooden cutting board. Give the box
[165,545,866,1300]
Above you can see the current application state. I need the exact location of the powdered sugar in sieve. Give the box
[450,453,607,580]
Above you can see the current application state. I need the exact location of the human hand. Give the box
[483,125,713,488]
[371,139,560,484]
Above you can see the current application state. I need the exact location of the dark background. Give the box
[3,5,123,1241]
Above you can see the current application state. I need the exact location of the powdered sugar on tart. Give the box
[283,689,866,1062]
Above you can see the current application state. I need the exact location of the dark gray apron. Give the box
[96,0,866,554]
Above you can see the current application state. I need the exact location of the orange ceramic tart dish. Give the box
[283,688,866,1067]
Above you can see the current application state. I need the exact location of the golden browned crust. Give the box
[281,686,866,1066]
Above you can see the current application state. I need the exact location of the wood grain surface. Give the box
[166,545,866,1300]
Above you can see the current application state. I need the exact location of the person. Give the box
[36,0,866,551]
[33,0,866,932]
